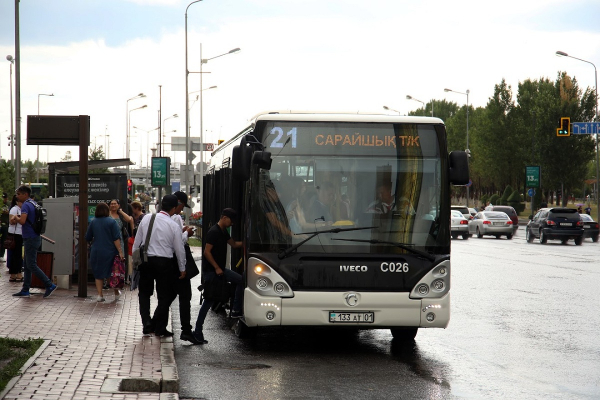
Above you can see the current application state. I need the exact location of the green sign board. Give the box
[151,157,170,187]
[525,166,540,188]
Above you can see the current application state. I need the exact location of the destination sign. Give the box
[261,122,439,157]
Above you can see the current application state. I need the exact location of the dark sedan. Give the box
[580,214,599,242]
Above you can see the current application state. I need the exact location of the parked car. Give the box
[450,210,469,239]
[579,213,599,242]
[525,207,584,245]
[468,211,514,239]
[451,205,471,220]
[490,205,519,233]
[468,207,478,218]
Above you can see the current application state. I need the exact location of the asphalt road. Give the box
[173,231,600,399]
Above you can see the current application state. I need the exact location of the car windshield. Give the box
[451,211,464,218]
[580,214,593,222]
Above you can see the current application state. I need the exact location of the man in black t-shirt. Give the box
[192,208,243,344]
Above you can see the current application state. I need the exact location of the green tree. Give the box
[0,160,16,192]
[89,145,109,174]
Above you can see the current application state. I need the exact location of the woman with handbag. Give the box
[86,202,125,302]
[7,195,23,282]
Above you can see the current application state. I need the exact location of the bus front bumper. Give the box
[243,289,450,329]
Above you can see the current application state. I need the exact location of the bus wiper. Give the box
[331,238,436,261]
[278,226,377,259]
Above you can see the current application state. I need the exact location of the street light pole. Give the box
[128,104,147,182]
[383,105,401,115]
[162,114,178,158]
[6,55,14,164]
[37,93,54,182]
[126,93,146,181]
[556,50,599,219]
[406,95,426,116]
[444,88,470,206]
[185,0,203,196]
[198,45,240,211]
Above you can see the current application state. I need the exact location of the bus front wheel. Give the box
[390,327,418,341]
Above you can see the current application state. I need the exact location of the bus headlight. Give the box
[248,257,294,298]
[410,260,450,299]
[431,279,444,291]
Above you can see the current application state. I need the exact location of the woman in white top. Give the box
[8,195,23,282]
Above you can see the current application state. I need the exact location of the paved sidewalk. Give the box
[0,252,194,400]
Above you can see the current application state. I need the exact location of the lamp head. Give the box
[229,48,241,54]
[6,55,14,63]
[556,51,568,57]
[173,114,178,118]
[444,88,451,92]
[383,106,390,110]
[406,95,412,100]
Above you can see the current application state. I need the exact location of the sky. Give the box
[1,0,600,169]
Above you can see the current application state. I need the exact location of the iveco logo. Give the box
[345,293,359,307]
[340,265,368,272]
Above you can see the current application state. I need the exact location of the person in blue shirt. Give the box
[85,202,125,302]
[12,185,57,298]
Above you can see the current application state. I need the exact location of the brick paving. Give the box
[0,261,175,400]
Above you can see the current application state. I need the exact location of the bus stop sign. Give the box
[526,166,540,188]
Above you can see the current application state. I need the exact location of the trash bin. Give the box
[32,251,54,289]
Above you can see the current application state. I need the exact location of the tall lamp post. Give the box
[556,50,599,219]
[162,114,178,157]
[6,55,14,164]
[383,105,401,114]
[406,95,434,116]
[198,45,240,210]
[444,88,470,206]
[37,93,54,182]
[126,93,146,178]
[185,0,203,196]
[127,104,147,180]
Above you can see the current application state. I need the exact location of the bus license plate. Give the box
[329,312,374,323]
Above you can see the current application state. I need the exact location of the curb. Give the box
[0,339,51,400]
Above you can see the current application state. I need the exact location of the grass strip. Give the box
[0,337,44,392]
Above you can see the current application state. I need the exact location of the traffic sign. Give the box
[527,188,535,197]
[204,143,214,151]
[571,122,600,135]
[525,166,540,188]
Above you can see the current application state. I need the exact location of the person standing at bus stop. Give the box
[133,194,187,337]
[172,191,201,344]
[193,208,243,344]
[12,185,57,298]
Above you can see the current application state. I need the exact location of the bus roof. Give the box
[249,110,444,125]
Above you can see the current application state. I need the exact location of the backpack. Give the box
[26,199,47,235]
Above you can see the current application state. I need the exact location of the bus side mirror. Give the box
[448,151,469,185]
[232,144,253,181]
[252,151,272,170]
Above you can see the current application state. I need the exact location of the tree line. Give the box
[410,72,597,207]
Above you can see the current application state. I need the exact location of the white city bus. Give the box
[203,111,468,340]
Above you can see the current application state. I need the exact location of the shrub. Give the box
[489,194,501,205]
[507,189,524,213]
[500,185,513,206]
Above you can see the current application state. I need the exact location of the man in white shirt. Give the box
[133,195,186,337]
[172,191,201,344]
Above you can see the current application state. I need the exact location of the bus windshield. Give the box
[248,121,446,255]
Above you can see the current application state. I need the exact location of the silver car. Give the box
[468,211,514,239]
[451,210,470,239]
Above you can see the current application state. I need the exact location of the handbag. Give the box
[200,274,230,303]
[110,255,125,289]
[132,213,156,270]
[3,223,17,250]
[184,243,199,279]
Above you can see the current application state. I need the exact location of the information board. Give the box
[525,166,540,188]
[152,157,170,187]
